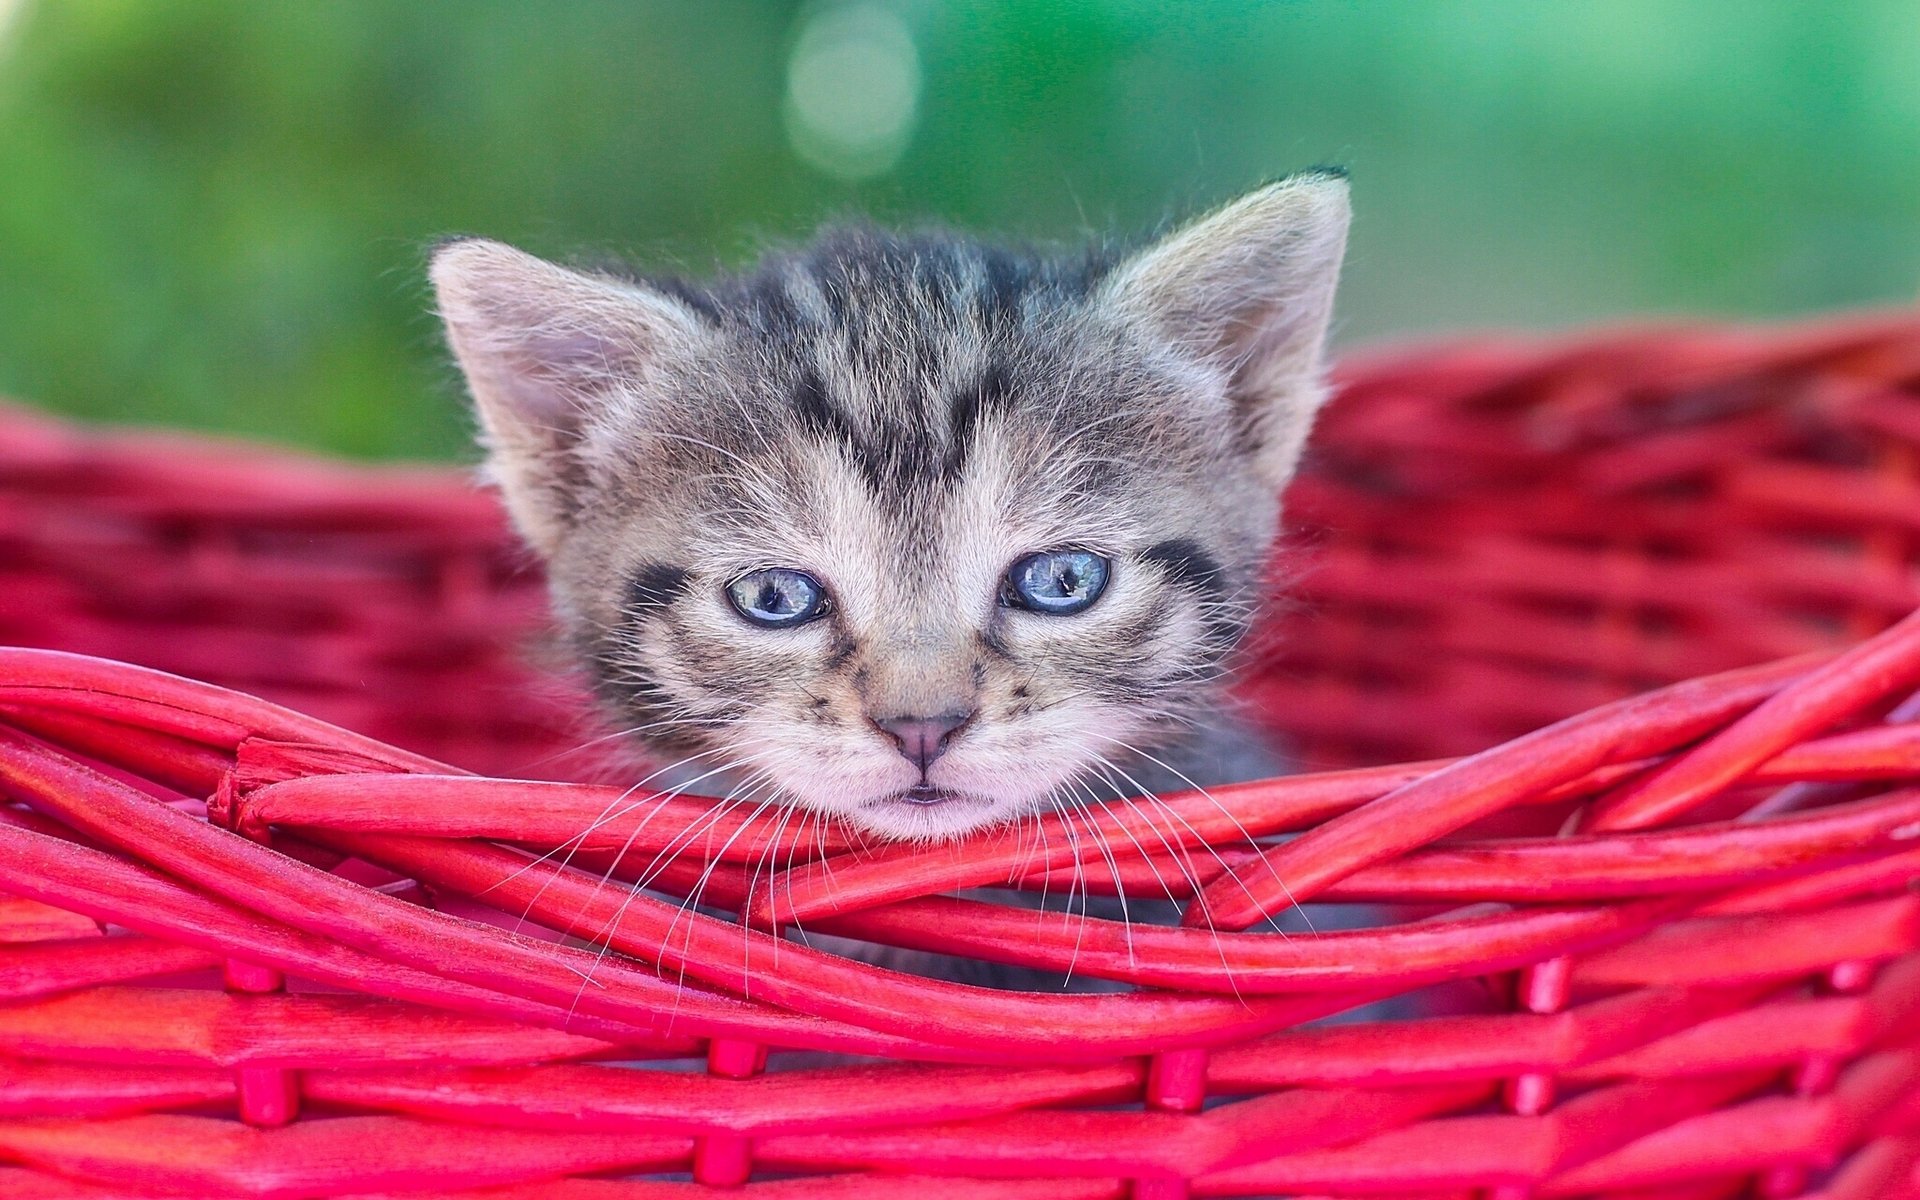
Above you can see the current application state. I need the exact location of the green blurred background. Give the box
[1,0,1915,461]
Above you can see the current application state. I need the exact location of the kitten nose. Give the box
[872,711,974,773]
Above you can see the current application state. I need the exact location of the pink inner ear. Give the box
[487,363,583,440]
[435,239,704,434]
[482,329,625,436]
[530,328,638,379]
[1103,178,1348,397]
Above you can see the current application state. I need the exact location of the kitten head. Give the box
[432,173,1349,840]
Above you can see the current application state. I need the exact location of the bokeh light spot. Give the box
[0,0,32,59]
[784,2,921,182]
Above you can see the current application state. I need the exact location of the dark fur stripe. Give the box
[625,562,692,617]
[794,367,897,491]
[1141,538,1224,598]
[1141,537,1244,650]
[792,368,846,439]
[944,361,1013,478]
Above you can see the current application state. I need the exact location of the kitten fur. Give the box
[432,172,1349,843]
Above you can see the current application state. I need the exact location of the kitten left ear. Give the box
[430,238,707,557]
[1100,171,1351,489]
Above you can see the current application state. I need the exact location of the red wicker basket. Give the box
[3,311,1920,1198]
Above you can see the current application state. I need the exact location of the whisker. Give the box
[1087,731,1315,937]
[1060,781,1134,971]
[495,743,744,928]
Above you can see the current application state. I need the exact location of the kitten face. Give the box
[433,173,1349,840]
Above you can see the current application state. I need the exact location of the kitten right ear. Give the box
[430,238,705,556]
[1099,172,1350,491]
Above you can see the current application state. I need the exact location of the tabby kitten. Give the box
[432,171,1349,843]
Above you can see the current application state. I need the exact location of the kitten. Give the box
[431,171,1349,847]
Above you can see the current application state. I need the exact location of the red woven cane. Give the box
[3,310,1919,1196]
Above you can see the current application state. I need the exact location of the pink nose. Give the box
[872,711,974,773]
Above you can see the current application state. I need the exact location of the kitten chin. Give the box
[641,706,1289,831]
[432,171,1349,846]
[638,710,1295,990]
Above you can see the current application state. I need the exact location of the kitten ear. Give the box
[430,238,705,556]
[1101,171,1350,489]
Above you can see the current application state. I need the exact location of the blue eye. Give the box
[1003,549,1110,615]
[726,568,829,628]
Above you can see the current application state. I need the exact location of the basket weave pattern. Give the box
[3,314,1920,1197]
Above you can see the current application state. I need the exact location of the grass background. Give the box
[0,0,1915,460]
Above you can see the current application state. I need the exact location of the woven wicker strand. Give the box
[3,310,1920,1197]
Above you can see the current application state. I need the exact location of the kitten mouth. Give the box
[900,783,959,806]
[849,784,1000,840]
